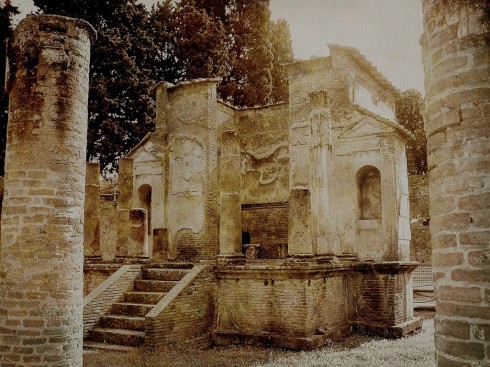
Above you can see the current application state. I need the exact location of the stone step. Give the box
[90,328,145,347]
[99,315,145,331]
[148,262,194,270]
[84,340,140,353]
[143,268,189,281]
[134,279,178,293]
[111,302,154,317]
[124,291,166,304]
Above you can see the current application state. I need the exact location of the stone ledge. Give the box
[216,260,419,279]
[355,317,423,338]
[83,263,121,273]
[215,324,352,350]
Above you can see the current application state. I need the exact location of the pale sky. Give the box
[14,0,425,92]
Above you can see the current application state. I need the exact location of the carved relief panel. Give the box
[169,136,206,234]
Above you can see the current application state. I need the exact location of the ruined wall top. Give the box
[153,78,222,131]
[15,14,96,42]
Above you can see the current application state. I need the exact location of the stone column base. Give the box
[113,255,150,264]
[215,323,352,350]
[315,254,335,263]
[217,253,246,266]
[355,317,423,338]
[338,253,358,262]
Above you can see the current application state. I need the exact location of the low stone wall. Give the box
[83,263,121,296]
[145,264,217,349]
[215,261,421,349]
[215,262,353,349]
[83,265,141,338]
[354,262,421,337]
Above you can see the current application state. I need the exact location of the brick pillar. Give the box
[129,208,149,260]
[115,157,133,260]
[421,1,489,366]
[84,162,102,262]
[218,130,244,263]
[0,15,95,367]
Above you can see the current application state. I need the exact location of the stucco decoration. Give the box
[241,143,288,186]
[169,135,205,235]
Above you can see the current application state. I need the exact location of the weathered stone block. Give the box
[435,336,485,361]
[438,286,482,303]
[432,251,464,267]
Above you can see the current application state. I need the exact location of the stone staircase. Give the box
[84,263,193,351]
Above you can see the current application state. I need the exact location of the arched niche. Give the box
[356,165,382,220]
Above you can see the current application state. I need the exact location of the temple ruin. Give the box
[8,5,489,365]
[81,44,422,351]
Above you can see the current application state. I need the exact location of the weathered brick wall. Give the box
[0,15,95,367]
[217,276,311,336]
[83,265,141,338]
[355,264,415,327]
[241,203,288,258]
[408,175,431,264]
[421,1,489,365]
[308,275,350,334]
[216,263,419,346]
[83,264,120,296]
[216,268,349,339]
[145,265,217,348]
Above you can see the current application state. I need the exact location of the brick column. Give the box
[218,130,244,263]
[84,162,102,262]
[421,1,489,366]
[0,15,95,367]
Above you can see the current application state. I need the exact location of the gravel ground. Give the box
[254,319,435,367]
[84,314,435,367]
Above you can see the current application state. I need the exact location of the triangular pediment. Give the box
[132,146,159,163]
[340,115,394,139]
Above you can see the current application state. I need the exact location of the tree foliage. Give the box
[33,0,158,172]
[172,0,229,80]
[148,0,181,84]
[219,0,274,107]
[270,18,294,103]
[396,89,428,175]
[2,0,294,173]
